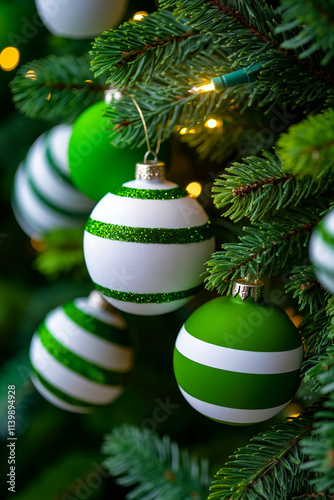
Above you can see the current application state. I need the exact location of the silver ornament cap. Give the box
[232,279,264,302]
[135,153,166,181]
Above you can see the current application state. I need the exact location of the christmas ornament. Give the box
[309,208,334,294]
[29,291,134,413]
[35,0,128,39]
[173,279,304,425]
[12,125,94,238]
[68,101,171,201]
[83,159,215,316]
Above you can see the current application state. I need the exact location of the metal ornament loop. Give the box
[144,150,158,164]
[135,160,166,181]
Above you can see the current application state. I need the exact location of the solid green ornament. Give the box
[173,279,304,425]
[68,101,170,201]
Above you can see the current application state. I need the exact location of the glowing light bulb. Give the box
[188,82,215,94]
[85,79,92,83]
[186,182,202,198]
[0,47,20,71]
[205,118,218,129]
[25,70,37,80]
[46,92,52,101]
[133,11,148,21]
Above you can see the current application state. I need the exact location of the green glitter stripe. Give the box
[45,132,74,187]
[25,172,88,219]
[110,185,188,200]
[85,218,212,244]
[315,222,334,247]
[38,322,129,386]
[94,283,204,304]
[31,365,96,409]
[63,301,131,347]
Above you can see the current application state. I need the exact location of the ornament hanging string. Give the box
[129,95,162,161]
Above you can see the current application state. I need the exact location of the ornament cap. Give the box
[232,279,264,302]
[135,158,166,181]
[88,290,119,314]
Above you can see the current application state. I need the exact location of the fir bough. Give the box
[102,425,210,500]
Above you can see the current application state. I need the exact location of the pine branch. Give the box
[285,265,330,314]
[205,202,327,294]
[102,425,210,500]
[277,0,334,65]
[209,404,322,500]
[10,55,107,122]
[33,228,86,280]
[277,109,334,178]
[90,10,218,86]
[212,151,334,221]
[160,0,334,110]
[301,347,334,494]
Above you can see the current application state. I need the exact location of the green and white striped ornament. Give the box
[83,160,215,316]
[173,280,304,425]
[11,125,94,238]
[309,208,334,294]
[29,291,134,413]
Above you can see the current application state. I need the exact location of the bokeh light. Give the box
[0,46,20,71]
[186,182,202,198]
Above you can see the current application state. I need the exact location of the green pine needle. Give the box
[102,425,210,500]
[277,109,334,178]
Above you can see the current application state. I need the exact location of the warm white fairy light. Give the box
[186,182,202,198]
[133,11,148,21]
[205,118,218,129]
[188,82,215,94]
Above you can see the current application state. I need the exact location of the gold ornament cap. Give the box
[232,279,264,302]
[88,290,119,314]
[136,152,166,181]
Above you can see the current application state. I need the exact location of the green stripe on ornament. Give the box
[94,283,203,304]
[110,185,188,200]
[24,165,89,219]
[63,301,131,347]
[85,218,212,244]
[45,132,74,187]
[38,322,129,386]
[173,348,300,410]
[30,365,96,409]
[314,222,334,248]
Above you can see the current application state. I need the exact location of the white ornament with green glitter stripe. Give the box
[11,125,94,238]
[83,160,215,316]
[29,291,134,413]
[309,208,334,294]
[173,280,304,425]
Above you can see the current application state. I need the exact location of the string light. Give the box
[205,118,218,129]
[179,127,196,135]
[0,46,20,71]
[186,182,202,198]
[189,63,263,94]
[25,70,37,80]
[133,11,148,21]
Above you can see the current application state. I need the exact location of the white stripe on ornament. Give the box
[104,295,190,316]
[30,334,123,404]
[310,232,334,272]
[124,179,177,190]
[74,297,127,330]
[89,192,209,228]
[45,307,133,372]
[179,387,290,424]
[31,374,91,414]
[27,135,93,211]
[176,326,304,374]
[15,164,79,233]
[83,233,213,294]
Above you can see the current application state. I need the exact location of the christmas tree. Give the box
[1,0,334,498]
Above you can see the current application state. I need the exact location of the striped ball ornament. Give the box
[309,208,334,294]
[12,125,94,238]
[29,293,134,413]
[174,283,304,425]
[83,162,215,316]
